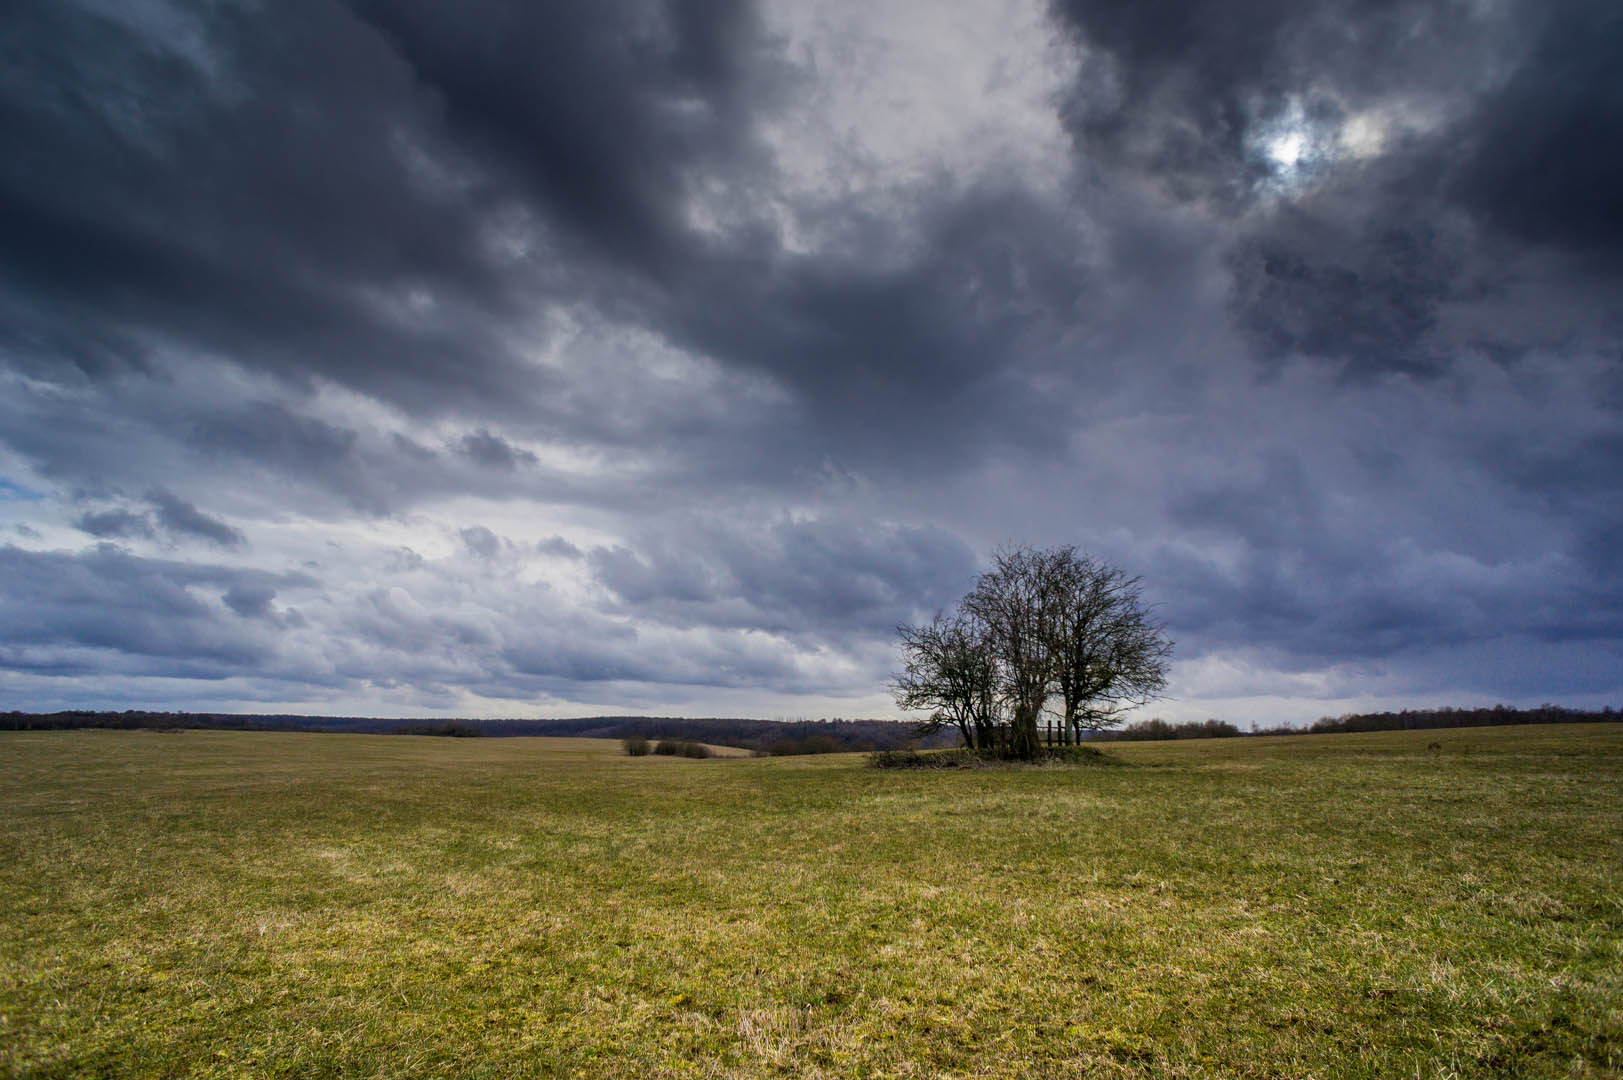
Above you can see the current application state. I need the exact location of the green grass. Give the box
[3,725,1620,1078]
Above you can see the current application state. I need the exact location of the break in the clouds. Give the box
[1,0,1619,722]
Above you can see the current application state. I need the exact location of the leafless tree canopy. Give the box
[894,545,1171,758]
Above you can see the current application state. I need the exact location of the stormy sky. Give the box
[2,0,1619,723]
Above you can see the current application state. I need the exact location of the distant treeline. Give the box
[1105,718,1242,741]
[390,722,484,738]
[474,715,954,752]
[6,704,1613,746]
[0,710,390,734]
[1302,704,1618,735]
[0,710,950,753]
[1103,704,1619,741]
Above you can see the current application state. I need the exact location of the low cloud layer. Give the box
[1,0,1618,720]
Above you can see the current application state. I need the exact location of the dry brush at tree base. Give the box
[3,725,1621,1078]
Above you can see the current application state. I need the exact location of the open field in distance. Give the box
[3,725,1620,1078]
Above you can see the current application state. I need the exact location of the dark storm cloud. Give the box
[0,0,534,407]
[343,0,771,275]
[222,583,277,619]
[74,508,155,541]
[497,627,802,693]
[0,544,313,672]
[0,0,812,455]
[589,516,980,637]
[300,552,840,698]
[459,525,502,559]
[659,185,1095,465]
[1155,534,1623,665]
[1449,2,1623,262]
[0,0,1099,489]
[188,402,359,478]
[537,536,583,559]
[146,489,245,548]
[0,361,745,521]
[1119,356,1623,694]
[458,430,537,471]
[1226,200,1469,374]
[0,0,1097,528]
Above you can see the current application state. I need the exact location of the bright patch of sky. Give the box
[749,0,1079,254]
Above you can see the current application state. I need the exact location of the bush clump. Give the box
[622,734,651,756]
[654,738,712,759]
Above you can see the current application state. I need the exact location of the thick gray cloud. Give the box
[1448,2,1623,262]
[0,545,313,675]
[588,516,979,637]
[342,0,773,275]
[74,509,155,541]
[459,525,503,559]
[0,0,1618,719]
[146,489,246,548]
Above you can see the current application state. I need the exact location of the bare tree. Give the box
[960,545,1072,759]
[1049,551,1172,742]
[892,612,1001,750]
[895,545,1172,759]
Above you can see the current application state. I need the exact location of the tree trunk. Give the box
[1008,700,1042,760]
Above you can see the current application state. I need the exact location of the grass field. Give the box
[3,725,1620,1078]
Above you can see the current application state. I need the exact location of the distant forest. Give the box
[1301,704,1618,734]
[1109,704,1619,741]
[2,703,1614,747]
[0,710,955,753]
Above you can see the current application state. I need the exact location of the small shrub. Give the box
[622,734,651,756]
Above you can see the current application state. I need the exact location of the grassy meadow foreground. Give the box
[3,727,1620,1078]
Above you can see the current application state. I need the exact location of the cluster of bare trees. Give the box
[893,546,1172,759]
